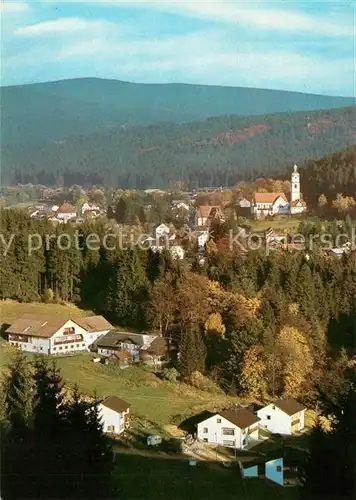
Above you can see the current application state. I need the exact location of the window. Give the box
[70,345,74,348]
[203,428,208,434]
[242,438,246,446]
[203,438,208,442]
[222,428,235,436]
[276,466,282,472]
[107,425,115,433]
[267,415,271,420]
[59,346,63,350]
[40,347,43,351]
[53,348,56,352]
[65,346,68,349]
[272,405,275,410]
[222,440,234,447]
[82,344,85,347]
[217,419,221,424]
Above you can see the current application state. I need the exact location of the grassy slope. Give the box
[247,215,303,233]
[0,347,238,427]
[0,299,93,326]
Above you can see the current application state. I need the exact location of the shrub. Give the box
[160,367,179,383]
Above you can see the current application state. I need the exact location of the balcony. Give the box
[54,334,84,345]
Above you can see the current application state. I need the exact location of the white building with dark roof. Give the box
[98,396,130,435]
[197,406,260,449]
[257,399,306,435]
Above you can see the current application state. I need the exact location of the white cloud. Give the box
[85,0,354,37]
[14,17,115,36]
[0,1,30,13]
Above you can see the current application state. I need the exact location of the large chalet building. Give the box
[6,314,112,355]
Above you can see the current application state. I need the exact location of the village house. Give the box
[251,165,307,218]
[81,202,100,215]
[172,200,190,211]
[257,399,306,435]
[102,350,131,369]
[98,396,130,435]
[236,197,252,217]
[197,406,260,450]
[5,314,113,355]
[96,331,157,363]
[154,223,170,238]
[139,336,170,368]
[190,230,210,250]
[55,203,77,221]
[195,206,224,227]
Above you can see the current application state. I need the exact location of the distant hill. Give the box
[1,78,355,147]
[2,104,355,188]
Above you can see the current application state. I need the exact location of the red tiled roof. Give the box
[57,203,75,213]
[254,192,288,204]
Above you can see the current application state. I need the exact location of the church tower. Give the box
[291,164,300,202]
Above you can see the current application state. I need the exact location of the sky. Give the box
[1,0,355,96]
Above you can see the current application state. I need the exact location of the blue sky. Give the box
[1,0,355,96]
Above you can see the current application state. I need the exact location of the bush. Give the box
[187,371,223,393]
[41,288,54,303]
[160,367,179,383]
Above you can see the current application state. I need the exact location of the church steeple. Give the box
[291,164,300,203]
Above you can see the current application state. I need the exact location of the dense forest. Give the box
[2,105,355,188]
[1,209,355,405]
[302,146,356,204]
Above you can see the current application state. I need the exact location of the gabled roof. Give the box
[57,203,76,213]
[6,314,112,339]
[254,192,288,204]
[75,315,113,332]
[100,396,130,414]
[273,399,305,416]
[6,314,68,339]
[145,336,168,356]
[219,407,260,429]
[96,331,156,349]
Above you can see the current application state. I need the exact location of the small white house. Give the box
[81,202,101,215]
[98,396,130,435]
[197,407,260,450]
[6,314,113,355]
[257,399,305,435]
[170,245,185,260]
[155,223,170,238]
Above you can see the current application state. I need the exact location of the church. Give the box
[251,165,307,218]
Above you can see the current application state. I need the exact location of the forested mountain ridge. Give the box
[2,105,355,188]
[2,78,355,146]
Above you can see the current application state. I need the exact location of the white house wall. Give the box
[9,335,51,355]
[98,405,128,434]
[197,414,258,449]
[257,405,292,435]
